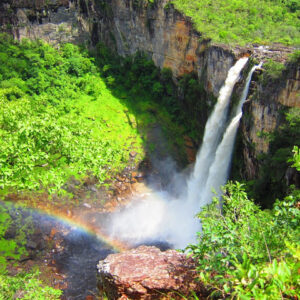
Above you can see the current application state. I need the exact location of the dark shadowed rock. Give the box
[97,245,207,299]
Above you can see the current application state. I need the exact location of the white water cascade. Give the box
[187,57,249,206]
[107,57,261,249]
[200,62,263,205]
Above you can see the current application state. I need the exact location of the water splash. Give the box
[107,58,255,249]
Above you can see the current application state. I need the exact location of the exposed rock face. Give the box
[97,246,207,299]
[94,0,299,180]
[0,0,92,45]
[277,67,300,108]
[0,0,241,98]
[96,0,239,98]
[241,61,300,179]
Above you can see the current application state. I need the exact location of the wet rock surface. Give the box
[53,226,114,300]
[97,245,207,299]
[0,202,116,300]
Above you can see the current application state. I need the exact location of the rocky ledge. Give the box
[97,245,207,299]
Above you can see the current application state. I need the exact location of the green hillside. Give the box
[172,0,300,45]
[0,35,182,198]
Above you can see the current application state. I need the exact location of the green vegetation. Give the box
[0,35,189,297]
[250,107,300,207]
[0,35,177,196]
[211,79,300,298]
[0,34,193,298]
[0,271,62,299]
[234,53,300,207]
[0,35,191,197]
[188,160,299,298]
[262,59,286,80]
[0,15,299,298]
[288,50,300,63]
[0,203,33,270]
[94,44,213,147]
[0,202,61,299]
[94,44,178,115]
[93,44,190,160]
[213,56,300,298]
[178,72,214,142]
[171,0,300,45]
[262,51,300,81]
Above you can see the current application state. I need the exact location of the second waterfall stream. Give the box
[107,57,261,249]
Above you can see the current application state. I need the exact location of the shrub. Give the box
[263,59,285,80]
[0,270,62,300]
[250,107,300,207]
[0,35,146,195]
[0,202,34,270]
[188,169,299,298]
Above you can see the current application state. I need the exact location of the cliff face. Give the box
[0,0,299,179]
[0,0,238,98]
[0,0,92,45]
[241,62,300,179]
[97,0,239,98]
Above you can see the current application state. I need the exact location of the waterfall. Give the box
[200,62,263,205]
[187,57,249,206]
[107,58,263,249]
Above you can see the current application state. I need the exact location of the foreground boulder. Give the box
[97,245,207,299]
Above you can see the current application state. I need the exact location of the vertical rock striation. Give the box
[0,0,98,45]
[96,0,237,98]
[241,61,300,179]
[0,0,237,98]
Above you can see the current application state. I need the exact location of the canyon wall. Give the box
[95,0,238,98]
[241,62,300,179]
[0,0,237,97]
[0,0,87,44]
[0,0,299,179]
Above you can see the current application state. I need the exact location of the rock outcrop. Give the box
[97,245,207,299]
[0,0,92,45]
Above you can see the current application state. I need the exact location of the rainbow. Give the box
[25,204,129,253]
